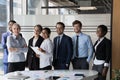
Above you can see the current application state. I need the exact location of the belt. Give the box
[74,57,88,59]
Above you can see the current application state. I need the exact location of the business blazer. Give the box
[93,37,111,63]
[53,34,73,67]
[1,32,11,63]
[26,35,44,70]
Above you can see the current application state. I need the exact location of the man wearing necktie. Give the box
[72,20,93,69]
[76,35,79,57]
[53,22,73,70]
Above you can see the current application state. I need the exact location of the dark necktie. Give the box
[98,38,100,42]
[57,36,60,46]
[76,35,79,57]
[56,36,60,59]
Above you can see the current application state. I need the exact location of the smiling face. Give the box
[56,24,64,35]
[12,23,21,36]
[73,24,81,34]
[96,27,104,38]
[41,28,51,39]
[34,26,41,37]
[96,25,108,38]
[41,29,49,39]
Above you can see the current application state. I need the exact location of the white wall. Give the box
[14,14,111,26]
[14,14,111,44]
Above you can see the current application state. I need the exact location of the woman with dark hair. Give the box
[37,27,53,70]
[26,24,44,70]
[92,25,111,80]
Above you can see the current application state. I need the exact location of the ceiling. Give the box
[49,0,112,14]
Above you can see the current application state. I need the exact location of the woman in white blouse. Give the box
[37,27,53,70]
[7,23,28,72]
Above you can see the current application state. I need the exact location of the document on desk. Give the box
[7,75,30,79]
[6,72,30,80]
[30,46,43,55]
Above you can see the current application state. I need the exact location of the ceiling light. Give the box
[77,7,97,10]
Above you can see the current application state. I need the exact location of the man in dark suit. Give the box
[92,25,111,80]
[26,25,44,70]
[53,22,73,70]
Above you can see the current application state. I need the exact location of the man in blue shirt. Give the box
[1,20,16,74]
[72,20,93,69]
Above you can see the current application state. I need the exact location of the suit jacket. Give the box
[53,34,73,65]
[93,37,111,63]
[1,32,11,63]
[26,35,44,70]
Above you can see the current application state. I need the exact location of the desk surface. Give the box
[2,70,98,80]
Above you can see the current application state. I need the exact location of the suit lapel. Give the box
[96,38,106,50]
[94,40,98,47]
[93,40,98,52]
[35,36,40,47]
[30,37,34,46]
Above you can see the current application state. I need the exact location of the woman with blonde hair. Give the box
[7,23,28,72]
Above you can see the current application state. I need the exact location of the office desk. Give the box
[1,70,98,80]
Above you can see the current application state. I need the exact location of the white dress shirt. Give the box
[7,34,28,62]
[33,38,38,47]
[57,34,63,44]
[38,38,53,68]
[94,37,109,67]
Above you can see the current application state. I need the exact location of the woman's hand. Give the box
[9,48,18,52]
[36,54,40,58]
[102,67,108,77]
[24,44,27,48]
[38,48,46,53]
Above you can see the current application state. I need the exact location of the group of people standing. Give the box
[1,20,111,80]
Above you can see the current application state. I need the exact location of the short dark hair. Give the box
[98,25,108,35]
[34,24,42,31]
[43,27,51,36]
[56,22,65,28]
[72,20,82,28]
[8,20,16,24]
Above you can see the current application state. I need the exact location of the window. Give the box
[0,0,7,43]
[13,0,22,15]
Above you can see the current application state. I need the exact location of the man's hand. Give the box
[66,64,69,67]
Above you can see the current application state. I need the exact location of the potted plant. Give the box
[112,69,120,80]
